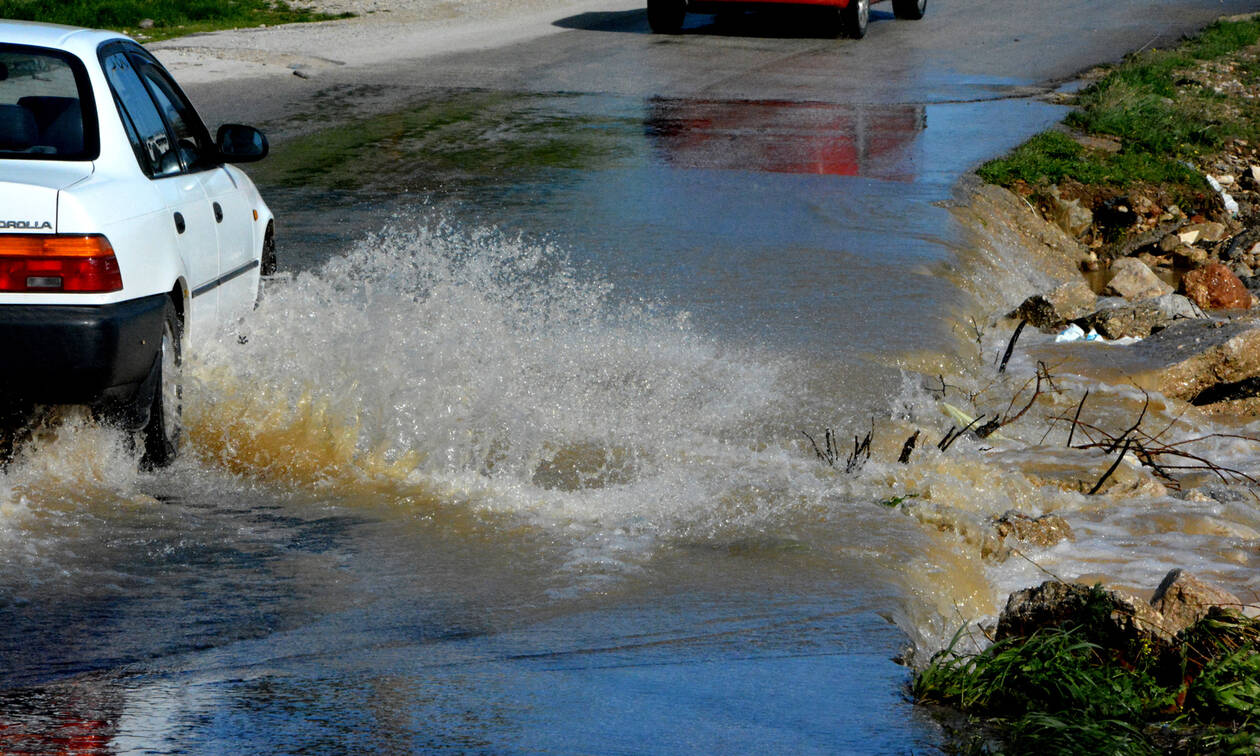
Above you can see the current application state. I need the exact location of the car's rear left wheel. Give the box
[842,0,869,38]
[140,300,182,469]
[647,0,687,34]
[892,0,926,20]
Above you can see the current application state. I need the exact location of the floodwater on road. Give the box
[6,12,1260,751]
[0,87,1070,753]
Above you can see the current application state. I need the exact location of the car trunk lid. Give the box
[0,161,93,234]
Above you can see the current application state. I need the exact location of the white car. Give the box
[0,21,274,466]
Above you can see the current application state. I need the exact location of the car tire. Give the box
[140,300,182,469]
[261,224,277,276]
[841,0,869,38]
[892,0,926,20]
[647,0,686,34]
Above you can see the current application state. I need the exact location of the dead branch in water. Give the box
[899,430,921,464]
[1054,393,1260,489]
[997,320,1026,374]
[803,421,873,473]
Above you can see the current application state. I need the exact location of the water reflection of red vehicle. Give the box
[645,98,926,181]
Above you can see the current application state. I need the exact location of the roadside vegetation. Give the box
[915,591,1260,755]
[977,17,1260,213]
[0,0,350,41]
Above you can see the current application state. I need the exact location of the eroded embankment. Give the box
[866,176,1260,658]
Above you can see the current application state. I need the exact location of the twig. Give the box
[898,430,921,464]
[998,320,1026,374]
[1088,438,1131,495]
[1066,390,1089,448]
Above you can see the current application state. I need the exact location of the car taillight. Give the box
[0,235,123,293]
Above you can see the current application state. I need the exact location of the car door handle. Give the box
[174,212,185,234]
[213,202,223,223]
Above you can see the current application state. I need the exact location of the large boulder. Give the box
[1182,262,1256,310]
[1009,280,1097,330]
[996,572,1248,658]
[995,580,1173,648]
[1105,257,1174,300]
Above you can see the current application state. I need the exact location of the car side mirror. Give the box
[216,123,269,163]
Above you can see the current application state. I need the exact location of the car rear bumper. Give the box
[0,293,166,406]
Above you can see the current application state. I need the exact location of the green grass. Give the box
[0,0,350,40]
[914,600,1260,755]
[977,17,1260,193]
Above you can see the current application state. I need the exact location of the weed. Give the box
[0,0,350,39]
[977,17,1260,196]
[915,607,1260,754]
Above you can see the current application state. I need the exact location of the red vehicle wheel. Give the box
[647,0,686,33]
[842,0,869,38]
[893,0,926,20]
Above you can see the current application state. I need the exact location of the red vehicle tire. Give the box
[647,0,687,33]
[842,0,869,38]
[892,0,926,20]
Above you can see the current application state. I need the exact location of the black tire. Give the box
[647,0,686,34]
[841,0,869,38]
[892,0,926,20]
[140,300,182,469]
[261,224,277,276]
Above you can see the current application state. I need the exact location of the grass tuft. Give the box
[0,0,351,39]
[914,607,1260,754]
[977,17,1260,194]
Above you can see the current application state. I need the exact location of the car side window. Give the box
[132,58,214,173]
[102,50,180,177]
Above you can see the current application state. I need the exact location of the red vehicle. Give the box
[647,0,925,38]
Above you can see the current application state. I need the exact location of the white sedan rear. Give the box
[0,21,274,466]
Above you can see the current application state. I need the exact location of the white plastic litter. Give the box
[1054,323,1142,345]
[1055,324,1095,342]
[1206,174,1240,216]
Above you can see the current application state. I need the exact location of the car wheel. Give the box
[892,0,926,20]
[140,300,182,469]
[841,0,869,38]
[647,0,686,34]
[261,225,277,276]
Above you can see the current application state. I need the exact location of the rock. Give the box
[1158,233,1182,253]
[992,510,1074,547]
[1030,319,1260,403]
[1173,244,1208,267]
[1150,569,1243,634]
[1049,188,1093,238]
[1073,134,1122,153]
[139,18,155,29]
[996,580,1174,648]
[1009,280,1097,330]
[1180,221,1228,244]
[1251,165,1260,186]
[1105,257,1174,300]
[1182,262,1256,310]
[1087,300,1171,339]
[1148,292,1205,321]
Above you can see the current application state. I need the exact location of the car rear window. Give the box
[0,44,98,161]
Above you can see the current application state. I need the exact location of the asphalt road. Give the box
[183,0,1260,138]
